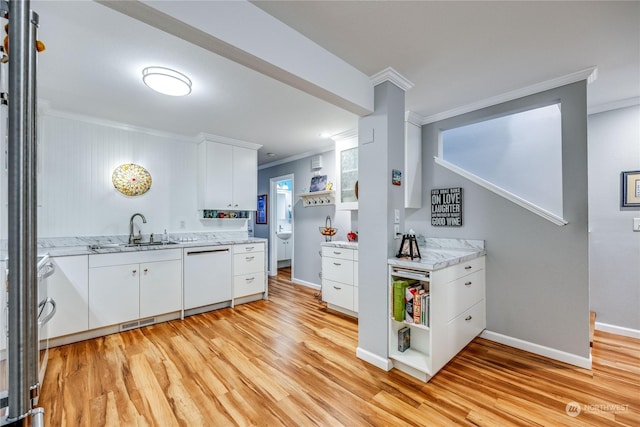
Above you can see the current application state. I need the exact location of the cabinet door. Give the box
[335,136,359,210]
[89,264,139,329]
[232,146,257,210]
[48,255,89,338]
[139,260,182,318]
[199,141,233,209]
[277,238,287,261]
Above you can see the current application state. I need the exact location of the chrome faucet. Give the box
[129,213,147,244]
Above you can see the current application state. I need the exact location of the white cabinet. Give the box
[388,256,485,382]
[47,255,89,338]
[333,132,359,211]
[89,249,182,329]
[197,138,259,211]
[404,115,422,209]
[233,243,266,299]
[183,246,232,310]
[321,246,358,315]
[277,238,291,261]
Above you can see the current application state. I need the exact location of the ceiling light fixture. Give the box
[142,66,192,96]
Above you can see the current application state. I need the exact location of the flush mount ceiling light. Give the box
[142,66,192,96]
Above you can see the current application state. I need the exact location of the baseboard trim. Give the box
[356,347,393,371]
[291,278,321,290]
[595,322,640,339]
[480,330,592,370]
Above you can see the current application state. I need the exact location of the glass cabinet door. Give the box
[335,135,358,210]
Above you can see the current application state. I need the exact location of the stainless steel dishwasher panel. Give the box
[183,246,232,310]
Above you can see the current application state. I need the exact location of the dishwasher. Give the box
[183,246,232,310]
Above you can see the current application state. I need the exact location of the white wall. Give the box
[36,112,234,238]
[588,104,640,334]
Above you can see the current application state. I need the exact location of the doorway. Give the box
[269,174,294,279]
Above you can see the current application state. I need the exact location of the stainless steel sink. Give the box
[88,241,179,250]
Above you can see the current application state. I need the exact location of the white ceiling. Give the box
[33,1,639,165]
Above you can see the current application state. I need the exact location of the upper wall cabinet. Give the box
[405,113,423,209]
[332,114,422,211]
[197,134,261,211]
[334,130,359,210]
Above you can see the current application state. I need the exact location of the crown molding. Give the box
[422,66,598,125]
[588,96,640,115]
[405,111,424,126]
[370,67,414,92]
[40,105,194,142]
[330,128,358,142]
[196,132,262,150]
[258,144,334,170]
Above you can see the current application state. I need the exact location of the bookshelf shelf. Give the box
[387,256,486,382]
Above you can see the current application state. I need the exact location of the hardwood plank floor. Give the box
[40,268,640,426]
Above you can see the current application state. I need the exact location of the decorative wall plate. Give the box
[112,163,152,196]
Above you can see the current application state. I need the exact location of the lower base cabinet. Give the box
[388,256,486,382]
[88,249,182,329]
[45,255,90,338]
[233,243,266,299]
[321,245,358,316]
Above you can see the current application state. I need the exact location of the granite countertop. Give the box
[388,237,486,271]
[1,233,267,259]
[321,241,358,250]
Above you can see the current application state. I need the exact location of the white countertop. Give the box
[321,241,358,249]
[389,237,485,271]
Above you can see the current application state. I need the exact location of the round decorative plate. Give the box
[112,163,152,196]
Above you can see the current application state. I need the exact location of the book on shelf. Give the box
[405,284,421,323]
[398,327,410,352]
[414,289,426,324]
[393,280,411,322]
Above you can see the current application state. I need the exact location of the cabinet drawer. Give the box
[234,252,265,275]
[322,279,354,310]
[234,243,264,254]
[321,247,354,261]
[440,270,485,322]
[234,272,265,298]
[322,256,354,284]
[432,256,484,284]
[446,300,485,358]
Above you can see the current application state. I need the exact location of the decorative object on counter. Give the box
[326,181,333,190]
[299,190,335,207]
[347,231,358,242]
[310,175,327,192]
[396,232,421,260]
[112,163,152,196]
[202,210,250,219]
[319,215,337,241]
[392,169,402,186]
[430,187,463,227]
[256,194,267,224]
[621,170,640,207]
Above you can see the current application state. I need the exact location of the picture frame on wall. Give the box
[256,194,268,224]
[621,170,640,208]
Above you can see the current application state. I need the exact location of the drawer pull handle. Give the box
[333,262,341,266]
[246,246,254,251]
[333,286,341,290]
[245,256,255,261]
[333,251,342,255]
[144,268,148,274]
[465,281,472,286]
[132,269,137,275]
[465,316,472,321]
[464,265,472,270]
[245,277,255,282]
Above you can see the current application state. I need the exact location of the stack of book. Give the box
[392,279,430,327]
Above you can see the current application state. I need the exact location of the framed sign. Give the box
[256,194,268,224]
[431,187,463,227]
[622,170,640,207]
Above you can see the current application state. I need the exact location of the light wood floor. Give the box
[40,268,640,426]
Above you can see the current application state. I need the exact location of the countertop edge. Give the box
[388,249,486,271]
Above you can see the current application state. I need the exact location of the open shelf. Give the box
[298,190,335,207]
